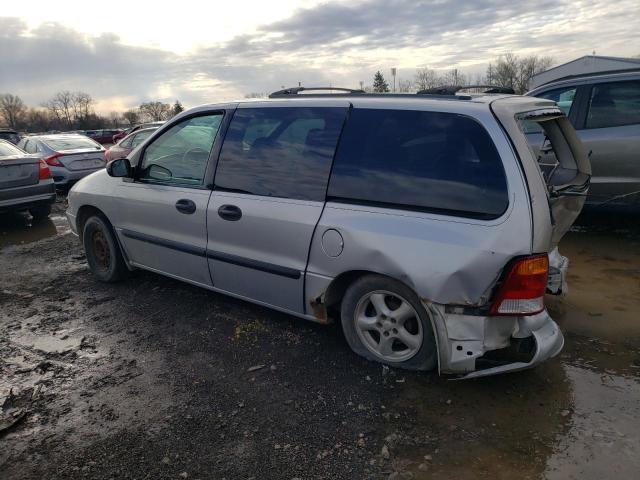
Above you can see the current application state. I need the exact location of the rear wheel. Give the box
[29,204,51,223]
[341,275,437,371]
[83,215,128,282]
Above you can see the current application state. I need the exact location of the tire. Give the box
[82,215,128,282]
[29,204,51,223]
[340,274,437,371]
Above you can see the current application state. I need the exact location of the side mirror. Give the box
[106,158,132,178]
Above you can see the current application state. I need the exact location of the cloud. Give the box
[1,0,639,111]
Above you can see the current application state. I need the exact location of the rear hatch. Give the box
[491,97,591,248]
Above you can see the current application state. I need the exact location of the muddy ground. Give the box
[1,196,639,480]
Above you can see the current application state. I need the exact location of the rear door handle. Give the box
[175,199,196,214]
[218,204,242,221]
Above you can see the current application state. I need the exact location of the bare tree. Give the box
[516,55,553,93]
[139,101,171,121]
[0,94,26,129]
[24,108,51,133]
[440,69,468,86]
[487,53,553,93]
[414,67,441,91]
[122,109,140,126]
[397,79,414,93]
[52,91,75,128]
[72,92,94,125]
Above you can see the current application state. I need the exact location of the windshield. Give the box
[44,136,102,151]
[0,140,25,157]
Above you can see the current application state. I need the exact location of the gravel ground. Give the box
[1,197,639,480]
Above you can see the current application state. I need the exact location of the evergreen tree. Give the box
[172,100,184,116]
[372,71,390,93]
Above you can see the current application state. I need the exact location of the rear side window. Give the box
[538,87,577,116]
[215,107,347,201]
[586,80,640,129]
[328,109,509,219]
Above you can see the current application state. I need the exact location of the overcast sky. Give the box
[1,0,639,112]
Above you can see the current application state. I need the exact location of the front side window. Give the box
[328,109,509,219]
[215,107,347,201]
[586,80,640,129]
[138,114,223,186]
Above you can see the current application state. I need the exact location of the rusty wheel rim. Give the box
[91,230,111,270]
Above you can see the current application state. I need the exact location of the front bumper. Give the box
[429,306,564,379]
[66,209,78,236]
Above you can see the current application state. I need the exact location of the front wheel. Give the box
[83,215,128,282]
[340,275,437,371]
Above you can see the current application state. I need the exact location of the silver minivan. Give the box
[66,90,590,378]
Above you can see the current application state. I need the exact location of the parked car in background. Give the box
[0,128,21,145]
[67,89,590,378]
[0,139,55,221]
[112,121,164,143]
[18,134,106,188]
[85,129,124,144]
[527,71,640,209]
[105,127,159,162]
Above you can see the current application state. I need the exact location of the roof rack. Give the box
[269,87,365,98]
[418,85,515,95]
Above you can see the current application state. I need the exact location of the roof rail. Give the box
[418,85,515,95]
[268,87,365,98]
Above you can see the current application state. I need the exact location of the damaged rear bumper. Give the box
[429,305,564,379]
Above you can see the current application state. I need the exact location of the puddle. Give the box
[545,365,640,479]
[548,229,640,344]
[0,212,70,249]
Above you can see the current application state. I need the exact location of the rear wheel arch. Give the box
[323,270,418,318]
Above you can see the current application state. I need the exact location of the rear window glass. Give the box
[0,132,21,144]
[586,80,640,129]
[215,107,347,201]
[328,109,509,219]
[0,141,24,156]
[44,136,101,151]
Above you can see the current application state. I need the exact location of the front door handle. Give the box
[175,199,196,214]
[218,204,242,221]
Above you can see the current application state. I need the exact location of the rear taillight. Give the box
[489,254,549,316]
[43,153,63,167]
[39,159,51,180]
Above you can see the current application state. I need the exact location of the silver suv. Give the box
[528,71,640,209]
[66,89,590,378]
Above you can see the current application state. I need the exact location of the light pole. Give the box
[391,68,397,93]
